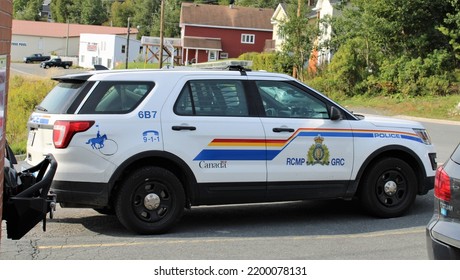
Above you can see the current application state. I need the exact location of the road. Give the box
[9,62,86,78]
[1,64,460,260]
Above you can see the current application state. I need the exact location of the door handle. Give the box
[273,127,295,133]
[172,125,196,131]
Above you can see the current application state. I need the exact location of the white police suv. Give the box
[26,66,437,234]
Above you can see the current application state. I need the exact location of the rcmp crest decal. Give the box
[307,135,330,165]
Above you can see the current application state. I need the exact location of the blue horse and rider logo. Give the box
[85,125,118,155]
[86,133,107,149]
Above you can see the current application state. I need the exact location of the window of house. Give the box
[91,57,102,66]
[208,50,217,61]
[175,80,248,117]
[79,81,154,114]
[241,34,255,44]
[121,45,126,53]
[220,52,228,59]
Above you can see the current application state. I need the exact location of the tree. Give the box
[277,0,319,81]
[150,0,181,37]
[320,0,457,96]
[51,0,83,23]
[438,0,460,62]
[232,0,279,8]
[81,0,107,25]
[132,0,161,38]
[109,0,136,27]
[333,0,453,61]
[13,0,44,21]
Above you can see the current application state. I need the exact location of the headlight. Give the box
[413,128,432,145]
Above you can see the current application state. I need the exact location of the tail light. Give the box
[434,166,451,202]
[53,120,94,148]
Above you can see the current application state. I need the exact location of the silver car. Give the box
[427,143,460,259]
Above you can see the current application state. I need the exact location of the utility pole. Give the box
[125,17,131,69]
[159,0,165,69]
[66,19,69,57]
[293,0,302,79]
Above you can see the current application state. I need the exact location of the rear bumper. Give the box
[51,180,110,208]
[426,218,460,259]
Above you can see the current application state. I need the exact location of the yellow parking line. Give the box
[37,228,425,250]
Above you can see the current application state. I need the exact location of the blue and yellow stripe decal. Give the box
[193,128,422,161]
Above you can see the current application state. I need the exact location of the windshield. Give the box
[37,82,85,113]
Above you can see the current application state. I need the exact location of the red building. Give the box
[180,3,274,64]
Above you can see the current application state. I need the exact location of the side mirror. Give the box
[330,106,343,121]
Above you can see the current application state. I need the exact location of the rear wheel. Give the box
[359,158,417,218]
[115,166,185,234]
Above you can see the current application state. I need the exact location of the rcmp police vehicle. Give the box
[26,66,437,234]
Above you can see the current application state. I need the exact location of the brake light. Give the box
[53,120,94,148]
[434,166,451,202]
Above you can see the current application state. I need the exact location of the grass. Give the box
[337,95,460,121]
[114,62,160,69]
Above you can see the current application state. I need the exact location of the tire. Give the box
[359,158,417,218]
[64,64,70,69]
[44,65,50,69]
[115,166,185,234]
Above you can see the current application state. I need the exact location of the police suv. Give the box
[26,67,437,234]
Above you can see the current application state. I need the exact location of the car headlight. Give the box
[413,128,432,145]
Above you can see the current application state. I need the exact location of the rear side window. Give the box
[36,82,86,114]
[174,80,248,116]
[79,81,154,114]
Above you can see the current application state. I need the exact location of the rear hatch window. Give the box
[35,75,92,114]
[451,143,460,165]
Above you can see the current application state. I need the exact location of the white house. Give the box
[313,0,342,64]
[79,34,142,69]
[270,1,317,52]
[270,3,289,52]
[270,1,342,64]
[11,20,137,64]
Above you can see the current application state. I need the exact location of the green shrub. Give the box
[6,75,56,154]
[238,52,290,73]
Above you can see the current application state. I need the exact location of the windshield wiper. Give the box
[35,105,48,112]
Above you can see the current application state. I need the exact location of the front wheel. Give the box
[115,166,185,234]
[359,158,417,218]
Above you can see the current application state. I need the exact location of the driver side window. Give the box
[256,81,329,119]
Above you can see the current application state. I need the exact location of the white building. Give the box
[79,34,142,69]
[11,20,137,64]
[313,0,342,64]
[270,1,342,65]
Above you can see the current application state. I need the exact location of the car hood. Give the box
[360,115,424,129]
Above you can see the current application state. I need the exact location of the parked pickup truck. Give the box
[40,58,73,69]
[23,53,51,63]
